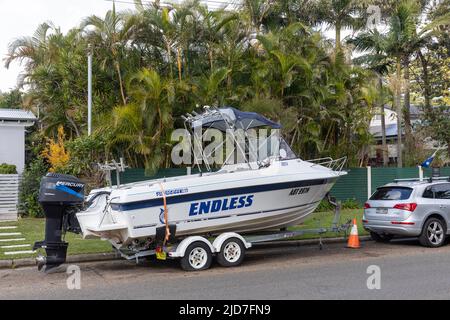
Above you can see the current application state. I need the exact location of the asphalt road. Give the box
[1,239,450,300]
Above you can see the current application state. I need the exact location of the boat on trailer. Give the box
[34,106,347,271]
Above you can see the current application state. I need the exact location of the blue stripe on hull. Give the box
[112,177,336,211]
[133,200,321,230]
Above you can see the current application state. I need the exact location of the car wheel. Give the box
[419,217,446,248]
[216,238,246,267]
[180,242,213,271]
[370,231,393,243]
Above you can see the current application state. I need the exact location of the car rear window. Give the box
[370,187,413,200]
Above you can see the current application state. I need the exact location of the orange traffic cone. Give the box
[347,218,360,249]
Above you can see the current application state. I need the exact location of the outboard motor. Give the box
[33,173,85,272]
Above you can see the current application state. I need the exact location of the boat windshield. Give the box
[246,131,297,163]
[184,107,297,172]
[279,137,297,160]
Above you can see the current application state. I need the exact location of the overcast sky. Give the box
[0,0,338,93]
[0,0,138,92]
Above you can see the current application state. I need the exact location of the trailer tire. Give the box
[216,237,245,267]
[180,241,213,271]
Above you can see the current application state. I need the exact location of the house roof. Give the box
[0,109,37,122]
[370,123,400,138]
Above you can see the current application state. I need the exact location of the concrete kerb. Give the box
[0,252,121,270]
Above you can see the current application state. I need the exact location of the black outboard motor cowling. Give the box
[33,173,85,271]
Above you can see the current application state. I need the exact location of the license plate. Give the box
[376,208,388,214]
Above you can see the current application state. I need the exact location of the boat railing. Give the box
[308,157,347,173]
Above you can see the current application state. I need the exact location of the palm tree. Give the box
[403,2,450,125]
[81,2,137,105]
[350,29,392,166]
[241,0,275,35]
[133,3,180,80]
[257,23,314,98]
[197,6,238,72]
[4,22,60,84]
[316,0,366,53]
[5,24,93,137]
[350,0,450,167]
[111,68,174,172]
[193,67,230,106]
[126,68,174,139]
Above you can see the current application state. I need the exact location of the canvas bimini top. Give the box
[190,107,282,131]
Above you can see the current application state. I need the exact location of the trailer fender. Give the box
[212,233,252,253]
[168,236,214,258]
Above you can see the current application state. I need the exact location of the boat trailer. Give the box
[114,193,352,270]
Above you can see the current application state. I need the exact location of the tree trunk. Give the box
[115,61,127,105]
[177,47,182,82]
[403,58,413,163]
[166,41,173,80]
[209,46,214,71]
[66,114,80,138]
[335,22,341,54]
[418,50,432,116]
[395,58,403,168]
[379,76,388,166]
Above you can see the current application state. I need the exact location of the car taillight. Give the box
[393,203,417,212]
[364,203,371,209]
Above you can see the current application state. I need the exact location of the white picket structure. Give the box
[0,174,21,221]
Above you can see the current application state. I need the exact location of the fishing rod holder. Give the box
[97,158,128,188]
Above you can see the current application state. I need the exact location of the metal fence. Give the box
[0,174,20,221]
[112,167,450,206]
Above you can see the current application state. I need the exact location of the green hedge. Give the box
[0,163,17,174]
[19,158,48,218]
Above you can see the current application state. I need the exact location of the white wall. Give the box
[0,125,25,174]
[370,108,398,127]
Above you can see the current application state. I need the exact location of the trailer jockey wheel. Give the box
[216,238,246,267]
[180,242,213,271]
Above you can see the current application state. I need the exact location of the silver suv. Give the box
[363,178,450,247]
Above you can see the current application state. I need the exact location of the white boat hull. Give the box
[77,159,344,248]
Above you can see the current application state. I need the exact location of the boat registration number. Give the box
[289,187,310,196]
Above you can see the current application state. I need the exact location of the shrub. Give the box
[315,199,334,212]
[0,163,17,174]
[19,158,48,218]
[41,125,70,173]
[342,198,362,210]
[315,197,362,212]
[64,133,107,176]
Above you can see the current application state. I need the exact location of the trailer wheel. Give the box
[180,241,212,271]
[216,237,245,267]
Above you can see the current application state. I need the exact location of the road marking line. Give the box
[0,238,26,242]
[4,250,36,255]
[0,233,22,236]
[0,226,17,230]
[0,244,30,249]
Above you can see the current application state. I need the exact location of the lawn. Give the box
[289,208,368,239]
[0,208,366,260]
[0,219,112,260]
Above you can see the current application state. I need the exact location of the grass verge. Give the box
[0,219,111,260]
